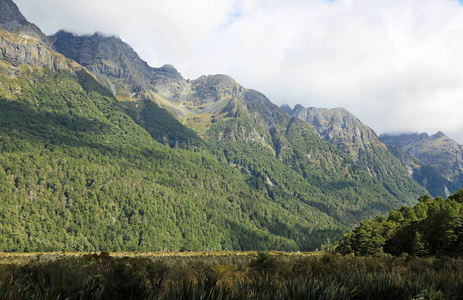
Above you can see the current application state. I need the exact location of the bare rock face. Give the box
[380,132,463,187]
[0,0,28,26]
[0,34,71,72]
[0,0,73,74]
[151,64,189,101]
[190,75,242,105]
[0,0,54,47]
[52,31,191,102]
[288,105,384,158]
[52,31,152,97]
[52,31,152,77]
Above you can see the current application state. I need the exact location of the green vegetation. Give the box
[337,190,463,257]
[411,164,459,198]
[206,113,420,231]
[0,252,461,299]
[121,98,205,149]
[0,69,312,252]
[0,65,429,252]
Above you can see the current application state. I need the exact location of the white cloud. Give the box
[14,0,463,143]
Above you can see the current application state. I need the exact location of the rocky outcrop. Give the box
[190,75,242,105]
[0,0,54,47]
[0,0,28,27]
[52,31,191,102]
[380,132,463,187]
[286,105,384,158]
[0,33,72,73]
[52,31,154,98]
[151,64,189,101]
[0,1,74,74]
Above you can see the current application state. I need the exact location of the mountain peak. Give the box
[189,74,242,106]
[280,104,293,115]
[159,64,178,73]
[290,104,386,158]
[0,0,29,27]
[382,131,449,142]
[0,1,73,73]
[431,131,446,140]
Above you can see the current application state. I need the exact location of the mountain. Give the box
[0,25,322,251]
[51,30,203,148]
[380,132,463,196]
[51,29,428,219]
[283,104,428,200]
[0,0,69,72]
[0,0,28,26]
[51,30,157,101]
[0,0,433,252]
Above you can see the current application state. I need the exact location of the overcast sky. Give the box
[14,0,463,143]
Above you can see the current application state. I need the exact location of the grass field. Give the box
[0,251,461,299]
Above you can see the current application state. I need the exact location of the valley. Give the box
[0,0,461,254]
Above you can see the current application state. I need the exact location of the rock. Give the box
[280,104,293,115]
[380,132,463,186]
[0,0,29,26]
[190,74,241,105]
[289,105,383,157]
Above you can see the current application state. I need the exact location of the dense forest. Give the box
[336,190,463,257]
[0,0,458,253]
[0,63,429,252]
[0,68,356,252]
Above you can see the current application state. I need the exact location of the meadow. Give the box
[0,251,462,299]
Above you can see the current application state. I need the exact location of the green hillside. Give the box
[337,190,463,257]
[0,66,424,252]
[0,69,310,251]
[0,0,440,252]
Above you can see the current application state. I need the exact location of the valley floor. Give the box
[0,251,461,299]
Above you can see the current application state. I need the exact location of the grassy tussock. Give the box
[0,251,461,299]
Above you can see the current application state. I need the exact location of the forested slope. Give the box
[0,69,322,251]
[0,0,440,252]
[337,190,463,257]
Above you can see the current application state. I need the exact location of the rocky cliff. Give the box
[288,105,384,158]
[0,0,28,26]
[0,0,74,75]
[381,132,463,189]
[284,104,429,199]
[52,31,189,103]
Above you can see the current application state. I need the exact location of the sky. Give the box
[14,0,463,143]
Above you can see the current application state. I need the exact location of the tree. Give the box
[411,231,428,257]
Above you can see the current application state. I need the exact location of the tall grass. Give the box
[0,252,461,299]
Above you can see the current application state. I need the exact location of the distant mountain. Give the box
[380,132,463,196]
[283,104,428,200]
[0,0,436,252]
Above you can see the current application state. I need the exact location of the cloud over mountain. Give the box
[15,0,463,142]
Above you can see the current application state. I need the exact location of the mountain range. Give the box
[0,0,461,252]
